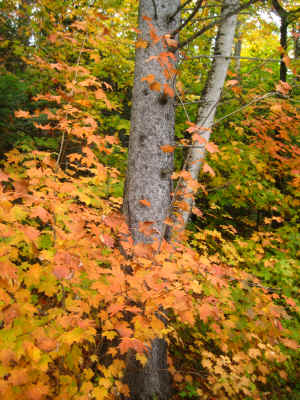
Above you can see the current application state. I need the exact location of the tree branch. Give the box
[177,0,261,50]
[171,0,204,36]
[168,0,194,22]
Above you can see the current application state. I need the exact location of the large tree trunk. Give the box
[123,1,180,399]
[123,0,180,244]
[178,0,239,229]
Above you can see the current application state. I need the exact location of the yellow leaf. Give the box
[103,330,117,340]
[136,40,148,48]
[136,353,148,366]
[93,386,108,400]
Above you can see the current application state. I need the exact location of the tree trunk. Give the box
[272,0,288,82]
[234,20,242,81]
[123,0,180,244]
[178,0,239,229]
[123,1,180,399]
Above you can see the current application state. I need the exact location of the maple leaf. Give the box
[100,234,114,248]
[133,242,154,258]
[275,81,291,96]
[163,83,175,98]
[192,207,203,217]
[142,16,152,22]
[8,368,29,386]
[141,74,155,84]
[119,338,147,354]
[226,79,239,87]
[160,144,176,153]
[108,303,124,316]
[36,337,57,352]
[0,170,9,182]
[15,110,31,118]
[136,40,148,48]
[139,199,151,207]
[164,34,178,48]
[21,225,40,242]
[25,383,49,400]
[116,324,133,338]
[205,142,219,153]
[203,162,215,177]
[138,221,155,236]
[280,338,299,350]
[150,81,161,92]
[198,303,215,323]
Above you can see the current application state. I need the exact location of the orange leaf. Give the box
[141,74,155,84]
[163,83,175,98]
[136,40,148,48]
[139,199,151,207]
[164,34,178,48]
[0,170,9,182]
[226,79,239,87]
[150,81,161,92]
[36,337,57,352]
[205,141,219,153]
[15,110,31,118]
[281,338,299,349]
[142,16,152,21]
[139,221,155,236]
[160,145,175,153]
[203,162,215,177]
[119,338,147,355]
[116,324,132,338]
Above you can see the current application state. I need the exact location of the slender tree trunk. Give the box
[234,20,242,81]
[123,1,180,399]
[178,0,239,229]
[293,23,300,58]
[272,0,288,82]
[279,15,288,81]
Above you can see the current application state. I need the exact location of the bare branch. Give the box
[168,0,194,22]
[177,0,261,50]
[171,0,204,36]
[182,53,300,62]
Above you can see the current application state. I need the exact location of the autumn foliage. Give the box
[0,1,299,399]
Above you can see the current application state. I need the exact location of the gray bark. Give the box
[123,0,180,244]
[178,0,239,229]
[123,1,180,399]
[293,24,300,59]
[234,20,242,80]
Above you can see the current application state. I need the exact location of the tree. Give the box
[177,0,239,229]
[122,2,180,398]
[122,0,250,398]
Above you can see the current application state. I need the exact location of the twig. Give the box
[168,0,194,22]
[182,54,300,62]
[172,0,204,36]
[177,0,261,50]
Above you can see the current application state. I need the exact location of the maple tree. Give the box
[0,1,299,400]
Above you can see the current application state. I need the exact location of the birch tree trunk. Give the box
[122,1,180,399]
[179,0,239,229]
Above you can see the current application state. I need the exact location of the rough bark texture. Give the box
[179,0,239,229]
[123,339,170,400]
[123,1,180,399]
[123,0,180,244]
[234,20,242,80]
[272,0,288,82]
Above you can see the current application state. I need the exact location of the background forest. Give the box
[0,0,299,399]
